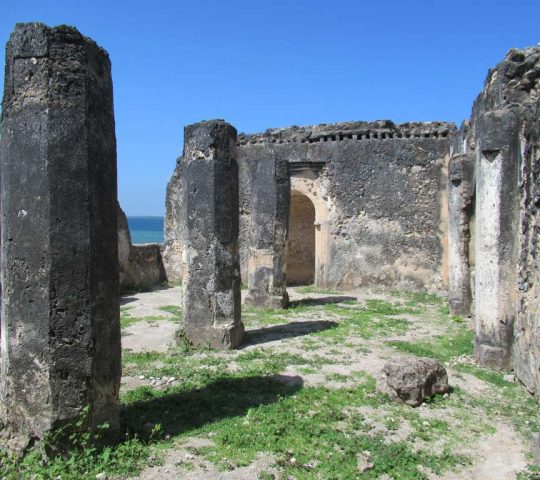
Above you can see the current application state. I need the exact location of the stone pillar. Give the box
[180,120,244,349]
[474,108,520,369]
[243,151,290,309]
[0,23,121,448]
[447,153,474,316]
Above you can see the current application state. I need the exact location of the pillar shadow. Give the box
[121,375,303,439]
[289,295,357,307]
[241,320,338,348]
[120,296,138,306]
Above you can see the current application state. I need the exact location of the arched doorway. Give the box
[286,192,316,285]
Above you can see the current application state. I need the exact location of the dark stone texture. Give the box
[383,357,449,407]
[240,147,290,309]
[514,97,540,394]
[0,23,120,449]
[179,120,244,349]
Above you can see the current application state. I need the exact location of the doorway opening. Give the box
[286,192,316,285]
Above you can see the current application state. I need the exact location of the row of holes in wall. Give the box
[238,130,450,146]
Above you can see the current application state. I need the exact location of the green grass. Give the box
[295,285,340,295]
[454,364,540,438]
[0,408,160,480]
[158,305,183,322]
[120,305,182,329]
[314,299,416,343]
[4,289,537,479]
[120,314,168,329]
[391,290,444,307]
[194,380,469,479]
[387,325,474,362]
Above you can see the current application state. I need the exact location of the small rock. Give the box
[95,473,108,480]
[382,357,449,407]
[302,460,319,469]
[356,452,374,472]
[503,374,517,383]
[138,375,145,380]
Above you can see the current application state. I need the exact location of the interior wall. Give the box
[286,192,315,285]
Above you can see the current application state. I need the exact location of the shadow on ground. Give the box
[120,296,139,306]
[289,295,357,307]
[121,375,303,439]
[242,320,338,347]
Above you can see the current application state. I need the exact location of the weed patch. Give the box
[387,325,474,362]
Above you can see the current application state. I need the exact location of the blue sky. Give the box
[1,0,539,215]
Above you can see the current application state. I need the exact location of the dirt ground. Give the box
[120,286,536,480]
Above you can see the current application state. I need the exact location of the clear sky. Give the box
[1,0,539,216]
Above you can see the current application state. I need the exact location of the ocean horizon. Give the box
[127,216,164,245]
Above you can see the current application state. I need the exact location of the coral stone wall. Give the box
[457,45,540,392]
[238,120,454,291]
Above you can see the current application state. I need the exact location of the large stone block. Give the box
[0,23,121,449]
[382,357,449,407]
[179,120,244,349]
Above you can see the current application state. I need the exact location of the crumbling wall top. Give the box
[238,120,456,146]
[472,45,540,116]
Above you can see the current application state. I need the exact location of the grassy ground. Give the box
[1,288,539,479]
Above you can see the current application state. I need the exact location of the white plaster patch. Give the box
[475,150,502,335]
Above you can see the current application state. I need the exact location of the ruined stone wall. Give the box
[456,45,540,390]
[238,121,454,291]
[118,203,166,292]
[515,101,540,394]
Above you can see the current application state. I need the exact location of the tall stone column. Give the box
[474,108,520,369]
[180,120,244,349]
[447,153,474,316]
[0,23,121,448]
[243,149,290,309]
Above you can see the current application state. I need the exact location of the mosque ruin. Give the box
[0,22,539,448]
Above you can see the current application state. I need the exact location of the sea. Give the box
[127,216,164,245]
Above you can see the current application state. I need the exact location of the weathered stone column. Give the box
[0,23,121,448]
[243,150,290,309]
[447,153,474,316]
[474,108,520,369]
[180,120,244,349]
